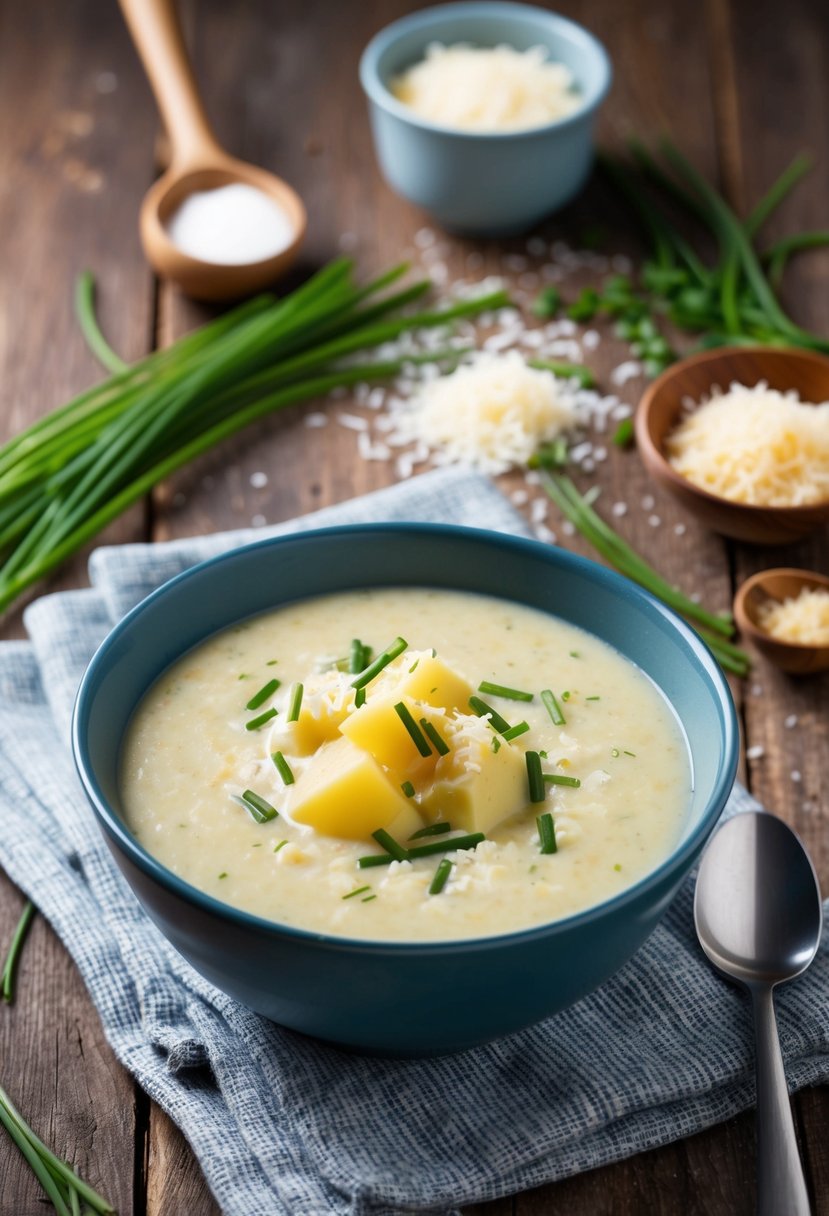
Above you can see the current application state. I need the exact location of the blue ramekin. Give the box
[359,2,612,234]
[72,524,737,1056]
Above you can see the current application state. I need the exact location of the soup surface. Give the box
[120,588,690,941]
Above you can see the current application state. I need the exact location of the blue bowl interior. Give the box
[75,524,736,936]
[361,2,612,131]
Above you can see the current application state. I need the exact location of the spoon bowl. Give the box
[120,0,306,300]
[734,568,829,676]
[141,159,306,302]
[695,812,822,1215]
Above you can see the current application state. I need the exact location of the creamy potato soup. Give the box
[120,588,690,942]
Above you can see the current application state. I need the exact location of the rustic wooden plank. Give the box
[0,889,136,1215]
[712,2,829,1212]
[0,0,158,1211]
[146,1107,219,1216]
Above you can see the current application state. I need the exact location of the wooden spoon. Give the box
[119,0,306,300]
[734,568,829,675]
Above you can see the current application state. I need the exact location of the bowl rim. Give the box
[358,1,612,142]
[72,521,738,956]
[734,566,829,654]
[636,345,829,521]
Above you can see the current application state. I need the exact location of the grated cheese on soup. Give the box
[390,43,581,132]
[757,587,829,646]
[665,382,829,507]
[391,351,578,474]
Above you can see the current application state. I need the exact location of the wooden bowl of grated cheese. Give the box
[635,347,829,544]
[734,568,829,675]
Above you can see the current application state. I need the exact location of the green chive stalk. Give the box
[1,901,35,1003]
[0,1084,113,1214]
[542,473,751,677]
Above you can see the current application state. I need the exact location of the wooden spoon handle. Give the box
[118,0,221,169]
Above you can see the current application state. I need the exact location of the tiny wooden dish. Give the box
[734,568,829,675]
[635,346,829,544]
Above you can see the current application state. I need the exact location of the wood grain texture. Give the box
[0,0,826,1213]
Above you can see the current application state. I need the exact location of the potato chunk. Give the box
[420,726,528,835]
[277,672,354,757]
[394,652,473,712]
[339,694,447,780]
[287,736,421,841]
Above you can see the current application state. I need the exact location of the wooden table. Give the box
[1,1,827,1211]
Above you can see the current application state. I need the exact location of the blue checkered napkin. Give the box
[1,466,827,1216]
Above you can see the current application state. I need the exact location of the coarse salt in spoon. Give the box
[119,0,306,300]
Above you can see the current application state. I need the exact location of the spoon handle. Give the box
[118,0,221,168]
[752,985,811,1216]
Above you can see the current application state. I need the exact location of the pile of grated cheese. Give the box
[389,350,579,475]
[666,382,829,506]
[390,43,581,132]
[757,588,829,646]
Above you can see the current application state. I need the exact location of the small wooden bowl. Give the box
[635,347,829,544]
[734,568,829,675]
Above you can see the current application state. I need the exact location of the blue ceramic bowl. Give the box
[358,2,611,234]
[72,525,736,1056]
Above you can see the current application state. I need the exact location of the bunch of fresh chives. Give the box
[0,261,508,614]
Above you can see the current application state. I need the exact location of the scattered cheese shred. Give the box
[757,588,829,646]
[391,43,581,132]
[666,382,829,507]
[392,351,578,474]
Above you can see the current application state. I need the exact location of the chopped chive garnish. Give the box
[477,681,534,702]
[352,636,407,689]
[238,673,249,680]
[613,863,622,872]
[273,840,287,853]
[468,695,511,734]
[286,682,304,722]
[362,895,377,902]
[407,832,484,859]
[429,859,453,895]
[401,780,416,798]
[537,812,558,854]
[218,872,228,879]
[349,638,369,674]
[561,691,571,702]
[569,651,580,659]
[613,417,635,448]
[372,828,408,861]
[343,885,371,900]
[246,707,278,731]
[526,751,546,803]
[271,752,295,785]
[358,853,395,869]
[611,747,620,758]
[624,750,637,757]
[408,658,420,672]
[394,702,432,757]
[238,789,279,823]
[251,842,262,847]
[491,736,502,753]
[541,689,566,726]
[502,721,530,742]
[420,717,450,756]
[355,687,366,708]
[586,696,601,701]
[266,659,278,666]
[245,678,280,711]
[409,821,452,840]
[543,773,582,788]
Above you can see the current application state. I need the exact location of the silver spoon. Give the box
[695,811,822,1216]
